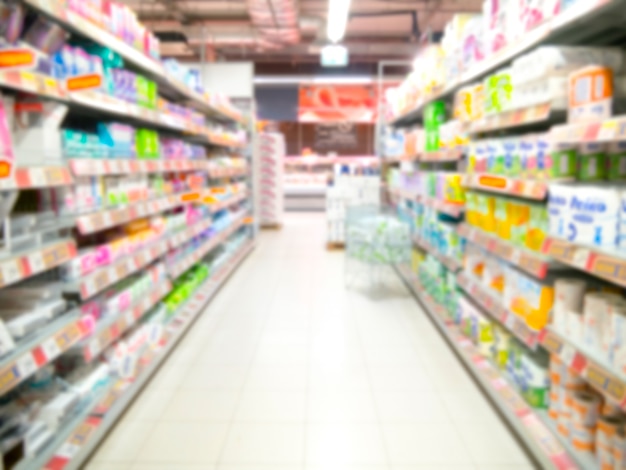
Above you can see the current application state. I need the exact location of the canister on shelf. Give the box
[549,355,566,386]
[571,390,601,428]
[570,421,596,455]
[613,432,626,470]
[548,384,561,420]
[597,414,624,470]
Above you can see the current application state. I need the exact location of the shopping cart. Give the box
[344,205,411,290]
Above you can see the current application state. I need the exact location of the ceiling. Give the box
[123,0,482,67]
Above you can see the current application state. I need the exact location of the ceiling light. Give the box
[326,0,351,43]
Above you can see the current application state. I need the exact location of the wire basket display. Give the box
[344,205,411,288]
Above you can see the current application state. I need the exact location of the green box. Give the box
[548,148,577,180]
[578,152,607,181]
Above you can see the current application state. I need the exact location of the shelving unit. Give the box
[456,272,541,350]
[396,265,578,470]
[458,224,555,279]
[0,0,256,467]
[382,1,626,466]
[389,0,622,128]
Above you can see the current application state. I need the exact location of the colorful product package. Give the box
[578,142,607,181]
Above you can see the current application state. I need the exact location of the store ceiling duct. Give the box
[247,0,301,49]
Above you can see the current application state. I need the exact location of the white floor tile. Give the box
[120,389,175,422]
[306,423,388,465]
[161,390,239,421]
[234,389,307,422]
[220,423,305,464]
[309,364,371,391]
[308,389,378,423]
[455,422,534,466]
[85,214,531,470]
[179,363,249,390]
[244,364,308,390]
[368,366,434,392]
[131,465,216,470]
[85,464,130,470]
[135,421,229,464]
[374,391,451,423]
[382,423,472,465]
[92,421,154,463]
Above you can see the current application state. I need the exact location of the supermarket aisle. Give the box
[87,213,536,470]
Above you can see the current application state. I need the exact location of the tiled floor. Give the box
[86,213,537,470]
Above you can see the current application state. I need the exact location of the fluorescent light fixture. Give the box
[326,0,351,43]
[254,75,375,85]
[321,44,349,67]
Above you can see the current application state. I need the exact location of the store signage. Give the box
[298,85,376,123]
[67,74,102,91]
[321,45,348,67]
[0,49,35,68]
[314,122,358,151]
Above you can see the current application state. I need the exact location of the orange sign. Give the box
[67,74,102,91]
[299,85,377,123]
[211,187,227,194]
[181,192,200,202]
[0,161,12,179]
[478,175,507,190]
[0,50,35,68]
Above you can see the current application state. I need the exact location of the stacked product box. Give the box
[257,132,285,227]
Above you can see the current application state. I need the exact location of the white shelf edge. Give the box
[395,265,579,470]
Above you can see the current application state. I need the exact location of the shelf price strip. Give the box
[397,267,577,469]
[167,217,245,279]
[76,191,196,235]
[457,272,541,349]
[419,147,465,163]
[80,280,173,362]
[469,103,552,134]
[459,224,550,279]
[412,236,461,273]
[542,238,626,288]
[42,242,255,470]
[0,315,91,397]
[539,328,626,409]
[70,159,207,177]
[78,240,169,300]
[0,239,77,289]
[463,174,548,201]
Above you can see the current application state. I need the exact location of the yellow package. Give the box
[495,197,510,240]
[411,249,424,274]
[477,194,496,233]
[125,218,150,235]
[443,174,466,204]
[525,204,548,252]
[509,202,530,247]
[509,271,554,330]
[466,191,479,227]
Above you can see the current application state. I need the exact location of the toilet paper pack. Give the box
[549,184,620,247]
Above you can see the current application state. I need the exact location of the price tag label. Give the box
[598,120,618,141]
[573,248,591,270]
[27,251,45,274]
[561,343,576,367]
[56,442,81,460]
[16,354,37,378]
[82,277,95,299]
[79,216,94,234]
[41,337,61,360]
[28,168,46,187]
[1,260,21,286]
